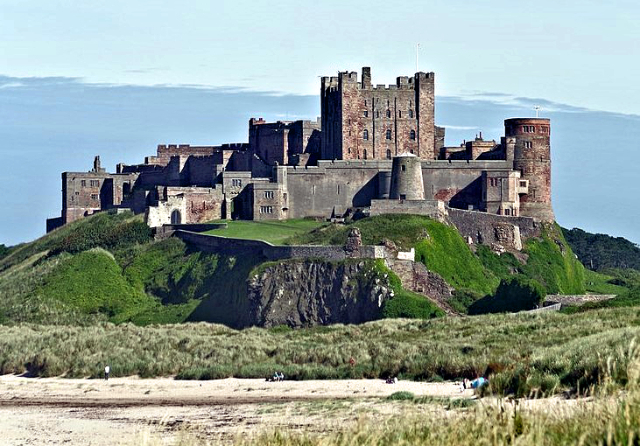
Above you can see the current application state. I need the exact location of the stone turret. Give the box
[389,153,425,200]
[505,118,554,221]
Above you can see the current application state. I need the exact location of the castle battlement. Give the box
[47,65,554,233]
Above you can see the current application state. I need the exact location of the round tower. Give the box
[389,153,425,200]
[505,118,554,221]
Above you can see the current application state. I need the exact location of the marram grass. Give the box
[1,307,640,398]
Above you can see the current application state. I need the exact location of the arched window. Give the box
[386,109,391,118]
[386,149,391,159]
[386,130,392,140]
[410,130,416,140]
[363,129,369,140]
[170,209,182,225]
[363,149,368,159]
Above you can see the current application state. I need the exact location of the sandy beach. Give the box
[0,375,475,445]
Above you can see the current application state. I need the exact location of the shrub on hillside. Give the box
[468,276,546,315]
[51,219,152,255]
[382,290,444,319]
[0,244,11,260]
[447,288,484,314]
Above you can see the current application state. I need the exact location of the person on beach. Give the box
[104,365,110,381]
[470,376,487,389]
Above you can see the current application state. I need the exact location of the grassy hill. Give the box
[0,211,614,325]
[288,214,586,300]
[0,211,267,326]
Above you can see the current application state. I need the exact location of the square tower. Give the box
[320,67,436,161]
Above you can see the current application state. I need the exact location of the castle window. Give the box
[505,209,511,216]
[386,149,391,159]
[364,100,367,106]
[409,109,414,118]
[520,181,527,187]
[524,141,532,149]
[363,129,369,140]
[401,165,406,172]
[363,149,368,159]
[387,100,390,106]
[81,180,86,187]
[410,130,416,140]
[264,191,274,199]
[75,191,79,195]
[386,110,391,118]
[91,194,99,200]
[364,110,368,117]
[90,180,100,187]
[386,130,392,140]
[410,149,414,154]
[232,179,242,187]
[348,147,352,154]
[398,111,402,118]
[259,206,273,214]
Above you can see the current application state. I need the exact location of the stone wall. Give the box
[173,230,388,262]
[146,187,224,227]
[447,208,540,249]
[369,199,447,220]
[286,160,389,218]
[388,259,456,314]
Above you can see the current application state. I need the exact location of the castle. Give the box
[46,67,554,232]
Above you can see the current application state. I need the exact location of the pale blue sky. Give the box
[2,0,640,113]
[0,1,639,246]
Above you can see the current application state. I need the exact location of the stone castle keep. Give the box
[46,67,554,232]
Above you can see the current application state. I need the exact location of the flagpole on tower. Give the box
[534,105,542,118]
[416,43,420,72]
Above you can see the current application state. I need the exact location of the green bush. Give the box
[382,290,444,319]
[468,276,546,315]
[51,218,152,255]
[387,391,415,401]
[447,288,484,314]
[0,244,11,260]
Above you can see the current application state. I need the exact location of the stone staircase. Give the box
[388,259,459,316]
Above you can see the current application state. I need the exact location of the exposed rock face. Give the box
[344,228,363,253]
[388,259,457,315]
[247,260,393,328]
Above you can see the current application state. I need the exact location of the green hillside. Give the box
[0,212,262,326]
[0,211,600,325]
[288,214,586,301]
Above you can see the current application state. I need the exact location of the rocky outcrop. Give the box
[247,260,393,328]
[388,259,458,315]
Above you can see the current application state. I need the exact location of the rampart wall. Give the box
[447,207,540,248]
[173,230,388,261]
